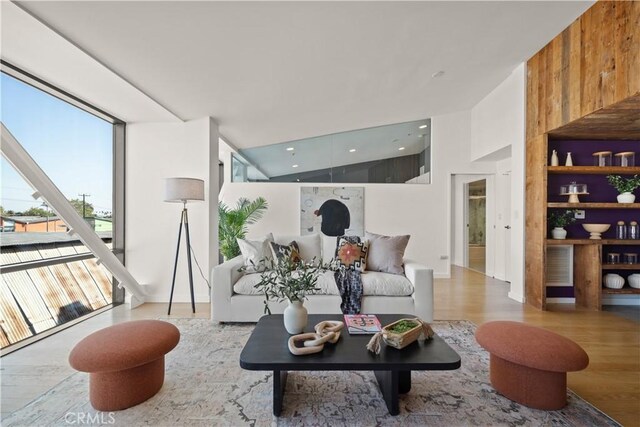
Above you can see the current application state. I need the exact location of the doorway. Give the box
[466,179,487,273]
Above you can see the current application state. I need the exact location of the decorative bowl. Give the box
[629,274,640,289]
[582,223,611,239]
[382,319,422,350]
[604,274,625,289]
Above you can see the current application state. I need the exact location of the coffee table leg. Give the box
[399,370,411,394]
[374,370,400,415]
[273,370,288,416]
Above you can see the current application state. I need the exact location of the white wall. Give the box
[221,110,495,278]
[469,63,526,301]
[470,65,526,162]
[126,118,218,303]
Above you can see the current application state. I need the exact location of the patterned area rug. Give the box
[4,319,620,427]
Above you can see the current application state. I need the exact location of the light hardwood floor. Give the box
[2,267,639,426]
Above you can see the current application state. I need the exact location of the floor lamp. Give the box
[165,177,205,315]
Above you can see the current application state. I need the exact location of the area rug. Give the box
[3,319,620,427]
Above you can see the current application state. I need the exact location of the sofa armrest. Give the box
[404,260,434,322]
[211,255,245,321]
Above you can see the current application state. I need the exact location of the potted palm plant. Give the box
[218,197,268,260]
[254,257,329,334]
[549,210,576,239]
[607,175,640,203]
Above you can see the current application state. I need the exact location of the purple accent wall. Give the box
[547,140,640,241]
[548,140,640,167]
[546,286,575,298]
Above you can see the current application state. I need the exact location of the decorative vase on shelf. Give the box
[283,300,308,334]
[565,152,573,166]
[551,227,567,240]
[604,274,625,289]
[551,150,559,166]
[616,192,636,203]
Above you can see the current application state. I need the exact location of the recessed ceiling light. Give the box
[349,148,356,153]
[286,147,294,151]
[432,71,445,78]
[398,147,405,151]
[292,164,299,168]
[419,124,427,129]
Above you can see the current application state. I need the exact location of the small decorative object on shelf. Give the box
[607,253,620,264]
[550,150,559,166]
[366,317,434,354]
[623,253,638,264]
[559,182,588,203]
[629,274,640,289]
[565,152,574,166]
[593,151,613,167]
[616,221,628,239]
[629,221,639,240]
[288,320,344,356]
[582,223,611,240]
[606,174,640,204]
[549,210,576,239]
[614,152,635,167]
[604,274,625,289]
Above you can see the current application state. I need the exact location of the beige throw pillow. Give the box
[237,233,274,272]
[365,231,410,275]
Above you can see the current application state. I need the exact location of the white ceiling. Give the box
[14,1,593,149]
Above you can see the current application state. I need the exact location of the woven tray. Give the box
[382,318,422,349]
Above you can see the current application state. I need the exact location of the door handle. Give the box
[504,225,511,229]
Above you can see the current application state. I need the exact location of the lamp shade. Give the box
[164,177,205,203]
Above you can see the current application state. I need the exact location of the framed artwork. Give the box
[300,187,364,237]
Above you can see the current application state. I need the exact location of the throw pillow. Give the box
[269,241,302,264]
[273,233,322,263]
[336,237,369,272]
[237,233,274,272]
[365,231,410,275]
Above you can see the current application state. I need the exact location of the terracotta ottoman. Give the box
[69,320,180,411]
[475,321,588,410]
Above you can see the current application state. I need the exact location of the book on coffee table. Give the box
[344,314,382,334]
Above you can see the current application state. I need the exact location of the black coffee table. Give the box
[239,314,461,416]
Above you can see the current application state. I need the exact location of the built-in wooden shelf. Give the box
[547,202,640,209]
[602,287,640,295]
[601,264,640,270]
[547,166,640,175]
[546,239,640,245]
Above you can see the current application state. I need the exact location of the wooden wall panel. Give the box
[526,1,640,140]
[525,134,548,309]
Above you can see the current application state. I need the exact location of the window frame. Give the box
[0,61,126,353]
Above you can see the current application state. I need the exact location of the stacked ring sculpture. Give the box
[288,320,344,355]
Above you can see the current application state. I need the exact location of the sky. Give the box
[1,72,113,215]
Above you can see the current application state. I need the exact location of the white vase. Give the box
[551,150,559,166]
[604,274,625,289]
[551,227,567,240]
[629,274,640,289]
[565,152,573,166]
[283,300,308,334]
[617,192,636,203]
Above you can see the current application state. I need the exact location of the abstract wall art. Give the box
[300,187,364,237]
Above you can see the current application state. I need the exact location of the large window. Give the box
[0,64,125,352]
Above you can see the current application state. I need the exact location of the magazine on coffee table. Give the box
[344,314,382,334]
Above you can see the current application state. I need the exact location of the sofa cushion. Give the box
[234,271,340,296]
[269,241,302,264]
[274,234,322,263]
[233,271,413,297]
[361,271,413,296]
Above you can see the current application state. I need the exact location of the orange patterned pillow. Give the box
[336,238,369,272]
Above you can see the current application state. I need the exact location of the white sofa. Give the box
[210,234,434,322]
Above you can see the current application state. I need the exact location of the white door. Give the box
[504,174,512,282]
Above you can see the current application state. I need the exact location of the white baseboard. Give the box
[507,291,524,303]
[602,295,640,306]
[546,297,575,304]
